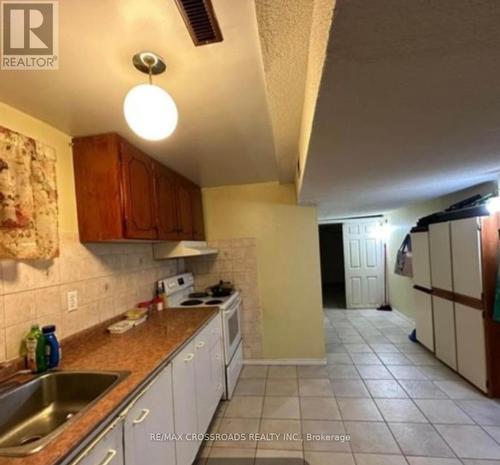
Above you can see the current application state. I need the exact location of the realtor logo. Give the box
[1,1,59,70]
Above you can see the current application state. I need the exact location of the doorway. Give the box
[319,219,385,309]
[319,224,346,309]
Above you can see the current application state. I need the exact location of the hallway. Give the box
[201,309,500,464]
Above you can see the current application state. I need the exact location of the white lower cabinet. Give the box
[172,340,199,465]
[124,364,176,465]
[70,315,224,465]
[455,303,488,392]
[413,289,434,352]
[195,317,225,434]
[209,337,225,410]
[432,296,457,370]
[73,419,124,465]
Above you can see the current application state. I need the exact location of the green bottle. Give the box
[25,325,47,373]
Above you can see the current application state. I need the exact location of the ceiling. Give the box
[0,0,280,186]
[299,0,500,219]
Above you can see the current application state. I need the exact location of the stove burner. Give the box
[189,292,209,298]
[181,299,204,306]
[206,299,223,305]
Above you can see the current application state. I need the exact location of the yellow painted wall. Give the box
[386,181,496,319]
[0,102,77,234]
[202,182,325,360]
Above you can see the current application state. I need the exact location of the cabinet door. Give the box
[455,303,487,392]
[120,141,157,239]
[124,364,175,465]
[432,296,457,369]
[414,289,434,352]
[209,337,224,411]
[154,163,180,240]
[194,333,212,434]
[172,341,199,465]
[451,217,483,300]
[411,232,431,289]
[429,222,453,292]
[176,177,194,239]
[191,185,205,241]
[74,420,124,465]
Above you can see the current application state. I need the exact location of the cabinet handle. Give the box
[215,354,220,360]
[132,408,150,425]
[184,353,195,362]
[98,449,117,465]
[196,341,205,349]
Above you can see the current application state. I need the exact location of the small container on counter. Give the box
[42,325,61,369]
[25,324,46,373]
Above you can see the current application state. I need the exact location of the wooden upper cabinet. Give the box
[176,177,194,238]
[72,133,205,242]
[153,162,180,241]
[120,140,157,240]
[191,185,205,240]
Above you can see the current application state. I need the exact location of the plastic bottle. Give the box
[42,325,61,369]
[25,325,46,373]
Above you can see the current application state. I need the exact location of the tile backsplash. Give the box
[0,232,183,363]
[185,238,263,359]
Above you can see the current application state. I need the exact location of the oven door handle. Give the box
[223,301,240,316]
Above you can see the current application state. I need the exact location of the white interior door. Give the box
[343,221,384,309]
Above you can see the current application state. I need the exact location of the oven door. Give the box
[222,297,242,364]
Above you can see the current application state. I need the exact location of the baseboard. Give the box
[391,307,415,325]
[243,358,327,366]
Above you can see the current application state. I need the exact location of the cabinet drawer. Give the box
[198,314,222,349]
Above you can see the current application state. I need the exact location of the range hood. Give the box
[153,241,218,259]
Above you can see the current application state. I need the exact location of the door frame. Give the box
[319,217,386,309]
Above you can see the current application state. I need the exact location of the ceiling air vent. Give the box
[174,0,223,46]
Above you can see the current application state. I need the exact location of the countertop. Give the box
[0,307,219,465]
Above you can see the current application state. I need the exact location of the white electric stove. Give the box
[158,273,243,399]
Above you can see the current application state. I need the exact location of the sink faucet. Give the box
[0,369,32,394]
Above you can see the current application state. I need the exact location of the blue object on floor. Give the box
[408,329,417,342]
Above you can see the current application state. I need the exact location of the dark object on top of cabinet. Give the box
[72,133,205,242]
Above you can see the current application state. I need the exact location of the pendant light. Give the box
[123,52,178,141]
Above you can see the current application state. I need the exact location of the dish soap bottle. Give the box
[42,325,61,369]
[25,325,46,373]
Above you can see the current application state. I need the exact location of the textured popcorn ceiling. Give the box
[300,0,500,219]
[255,0,335,182]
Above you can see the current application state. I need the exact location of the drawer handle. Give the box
[133,408,150,425]
[196,341,205,349]
[98,449,117,465]
[184,353,195,362]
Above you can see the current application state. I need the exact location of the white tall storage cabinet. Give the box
[413,213,500,396]
[411,230,434,352]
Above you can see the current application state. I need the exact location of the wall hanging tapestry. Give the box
[0,125,59,259]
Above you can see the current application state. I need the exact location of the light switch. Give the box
[67,290,78,312]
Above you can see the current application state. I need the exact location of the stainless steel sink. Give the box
[0,370,129,456]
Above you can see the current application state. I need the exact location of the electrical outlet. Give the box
[67,290,78,312]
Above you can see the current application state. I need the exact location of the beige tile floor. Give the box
[196,309,500,464]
